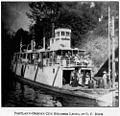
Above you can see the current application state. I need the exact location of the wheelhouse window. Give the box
[66,32,70,36]
[61,31,65,36]
[56,32,60,37]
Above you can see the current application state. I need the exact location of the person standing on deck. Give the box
[70,70,75,85]
[85,72,90,85]
[70,69,79,87]
[74,54,80,64]
[88,78,94,88]
[57,55,61,64]
[102,71,108,88]
[98,77,104,88]
[107,73,112,88]
[78,71,83,85]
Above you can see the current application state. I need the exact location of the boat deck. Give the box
[62,84,116,95]
[62,84,88,90]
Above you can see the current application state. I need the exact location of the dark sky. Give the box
[1,2,31,33]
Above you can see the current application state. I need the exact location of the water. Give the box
[2,73,118,107]
[3,81,62,107]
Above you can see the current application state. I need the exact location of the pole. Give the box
[111,16,115,88]
[108,7,111,81]
[43,37,45,50]
[52,23,55,38]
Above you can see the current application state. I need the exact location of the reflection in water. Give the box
[4,82,62,107]
[3,79,118,107]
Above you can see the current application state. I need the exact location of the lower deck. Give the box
[11,62,117,106]
[12,62,93,88]
[12,62,115,92]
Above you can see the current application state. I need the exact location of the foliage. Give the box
[27,2,102,46]
[14,28,30,51]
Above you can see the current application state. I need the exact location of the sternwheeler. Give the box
[11,28,116,106]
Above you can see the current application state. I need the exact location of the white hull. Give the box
[96,92,114,106]
[13,63,63,87]
[11,62,116,106]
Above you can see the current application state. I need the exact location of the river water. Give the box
[2,72,119,107]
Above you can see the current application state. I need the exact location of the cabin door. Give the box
[63,70,73,85]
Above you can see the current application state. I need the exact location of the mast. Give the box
[108,7,111,80]
[111,16,115,88]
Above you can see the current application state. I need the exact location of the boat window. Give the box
[56,32,60,37]
[56,38,59,41]
[61,38,70,40]
[66,32,70,36]
[61,31,65,36]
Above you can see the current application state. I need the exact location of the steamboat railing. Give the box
[15,57,92,68]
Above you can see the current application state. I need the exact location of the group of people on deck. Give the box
[70,68,93,88]
[56,52,92,66]
[70,69,112,89]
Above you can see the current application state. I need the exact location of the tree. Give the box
[27,2,118,48]
[14,28,30,51]
[27,2,61,47]
[27,2,102,47]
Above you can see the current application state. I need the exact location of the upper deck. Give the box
[12,28,92,68]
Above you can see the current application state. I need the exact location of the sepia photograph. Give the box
[1,1,119,108]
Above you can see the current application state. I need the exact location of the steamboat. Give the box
[11,28,116,106]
